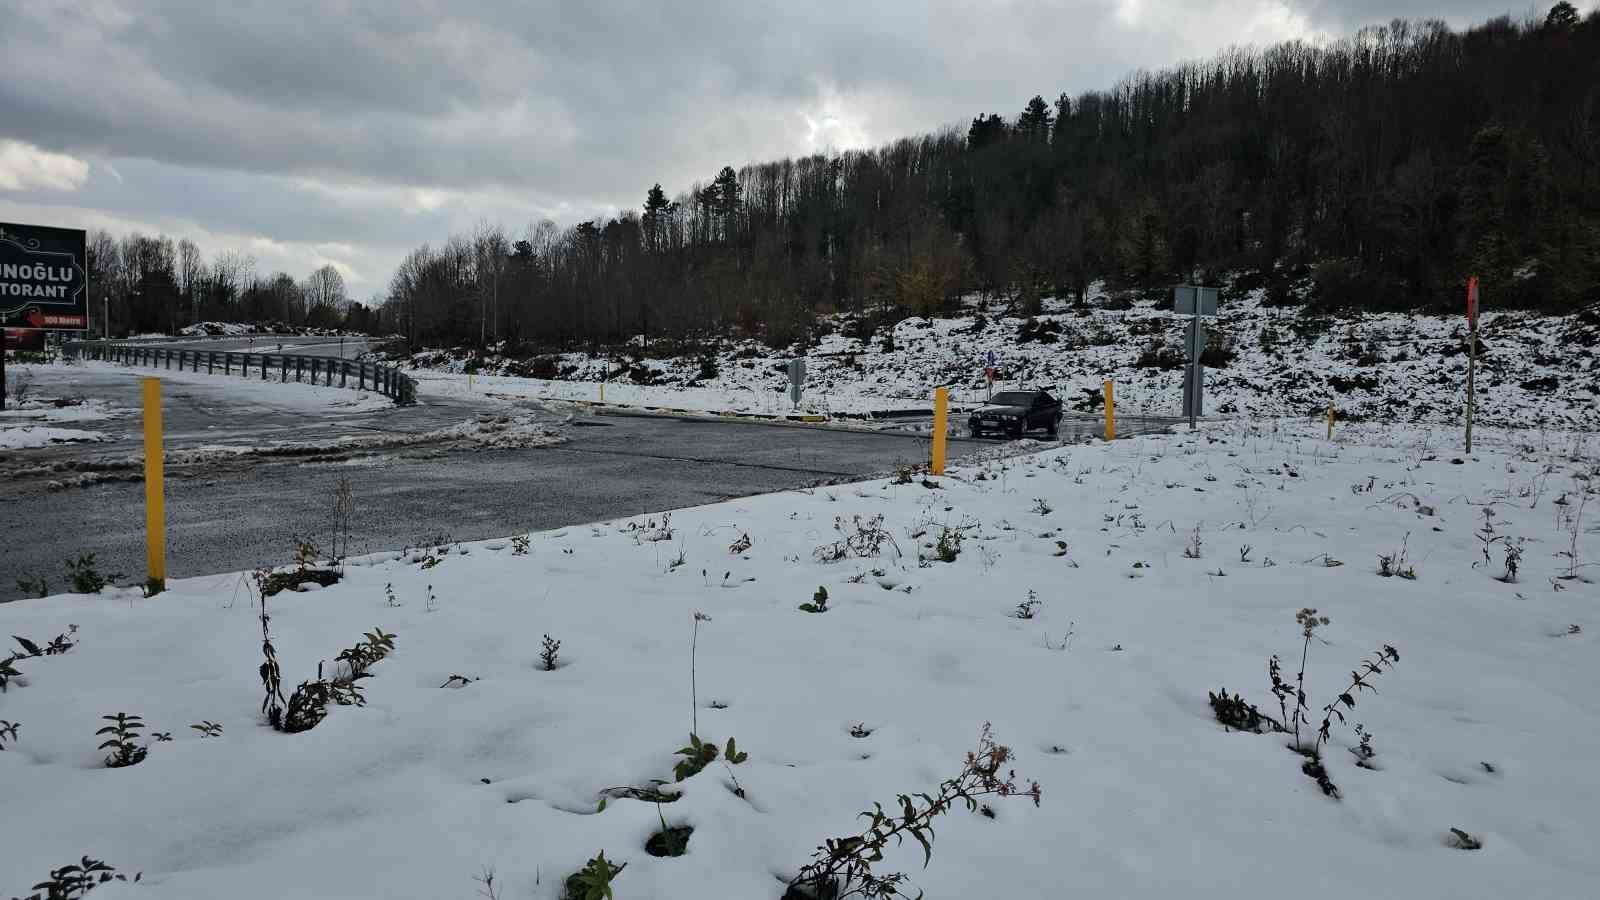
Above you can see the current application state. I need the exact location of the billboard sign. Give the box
[0,223,89,331]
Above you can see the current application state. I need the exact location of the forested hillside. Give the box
[380,4,1598,351]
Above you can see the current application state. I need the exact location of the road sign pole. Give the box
[931,387,949,475]
[1465,276,1479,454]
[143,377,166,594]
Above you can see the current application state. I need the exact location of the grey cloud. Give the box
[0,0,1554,285]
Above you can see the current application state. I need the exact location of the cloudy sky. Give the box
[0,0,1557,296]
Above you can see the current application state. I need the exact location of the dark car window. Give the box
[991,392,1035,406]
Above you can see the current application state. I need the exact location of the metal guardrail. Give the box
[65,341,416,405]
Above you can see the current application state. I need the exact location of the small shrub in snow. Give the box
[258,593,287,728]
[12,628,76,659]
[1183,525,1203,559]
[729,532,753,554]
[1447,828,1483,850]
[815,515,901,563]
[13,856,141,899]
[471,865,500,900]
[673,734,747,782]
[14,573,49,598]
[785,723,1040,900]
[261,540,341,596]
[384,582,401,607]
[96,713,148,768]
[1312,643,1400,758]
[189,721,224,738]
[563,851,624,900]
[64,553,119,594]
[335,628,396,679]
[689,611,710,734]
[1014,591,1040,620]
[510,533,531,555]
[1377,533,1417,579]
[1350,724,1376,769]
[1211,610,1400,798]
[540,634,562,670]
[627,512,675,543]
[931,524,965,563]
[645,803,692,857]
[799,586,829,613]
[0,719,18,749]
[1208,689,1270,733]
[1031,498,1052,515]
[282,664,368,734]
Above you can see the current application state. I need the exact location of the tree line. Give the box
[385,5,1599,352]
[82,230,374,337]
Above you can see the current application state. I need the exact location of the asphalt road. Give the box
[2,361,1173,601]
[1,410,969,601]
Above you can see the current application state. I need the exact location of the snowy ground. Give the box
[393,287,1600,428]
[2,418,1596,899]
[0,395,124,448]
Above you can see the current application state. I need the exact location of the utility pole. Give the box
[1465,276,1479,454]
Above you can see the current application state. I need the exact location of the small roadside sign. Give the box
[787,357,806,407]
[1173,285,1218,317]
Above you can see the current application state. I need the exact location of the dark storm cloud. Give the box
[0,0,1574,284]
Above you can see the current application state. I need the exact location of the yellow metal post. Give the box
[142,378,166,592]
[1103,380,1115,441]
[931,387,949,475]
[599,380,605,403]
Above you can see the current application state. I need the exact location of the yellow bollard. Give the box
[931,387,949,475]
[142,378,166,593]
[599,380,605,403]
[1327,402,1334,440]
[1103,380,1115,441]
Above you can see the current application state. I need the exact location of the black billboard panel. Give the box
[0,223,89,331]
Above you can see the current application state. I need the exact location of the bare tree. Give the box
[302,265,348,327]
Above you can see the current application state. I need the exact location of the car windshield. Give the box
[991,392,1036,406]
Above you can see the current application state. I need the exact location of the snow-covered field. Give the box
[3,419,1596,899]
[396,288,1600,428]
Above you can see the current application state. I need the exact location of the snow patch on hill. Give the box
[395,289,1600,428]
